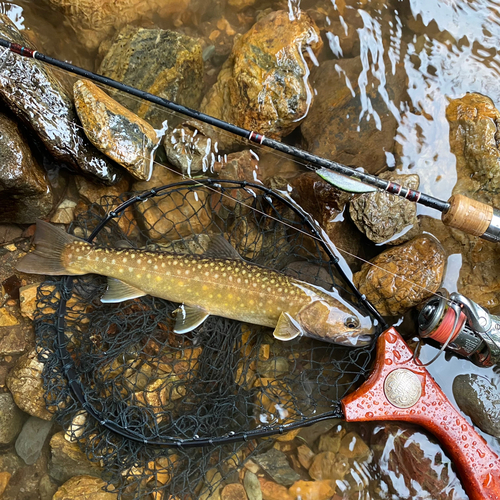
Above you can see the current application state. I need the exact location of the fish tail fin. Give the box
[16,220,87,276]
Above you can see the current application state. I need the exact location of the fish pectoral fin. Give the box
[101,278,147,303]
[273,312,304,341]
[173,304,210,334]
[204,234,242,260]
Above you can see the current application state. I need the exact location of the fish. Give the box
[16,220,376,346]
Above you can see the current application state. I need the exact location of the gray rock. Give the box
[0,15,121,184]
[15,416,54,465]
[99,26,203,129]
[0,113,54,224]
[349,171,420,245]
[243,471,262,500]
[253,448,300,486]
[0,393,24,444]
[453,374,500,437]
[255,357,289,378]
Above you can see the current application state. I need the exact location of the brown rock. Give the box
[0,471,11,497]
[258,477,293,500]
[288,480,336,500]
[296,444,315,470]
[51,199,77,225]
[339,431,370,460]
[6,349,53,420]
[350,171,420,245]
[353,235,446,316]
[74,79,159,181]
[221,483,248,500]
[0,224,23,244]
[75,176,130,206]
[52,475,118,500]
[99,27,203,128]
[301,56,407,174]
[0,304,34,356]
[308,451,350,481]
[201,10,322,150]
[318,433,342,454]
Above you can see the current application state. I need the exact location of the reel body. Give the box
[418,292,500,366]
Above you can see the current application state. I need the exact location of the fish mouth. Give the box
[333,332,374,347]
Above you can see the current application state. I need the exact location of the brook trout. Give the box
[17,221,375,345]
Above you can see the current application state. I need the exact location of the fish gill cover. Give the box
[33,180,378,499]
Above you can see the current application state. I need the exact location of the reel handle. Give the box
[342,328,500,500]
[442,194,500,242]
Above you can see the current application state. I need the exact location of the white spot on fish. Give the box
[119,269,124,273]
[112,259,116,264]
[154,265,158,270]
[123,258,127,263]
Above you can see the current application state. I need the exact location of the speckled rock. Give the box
[350,172,420,244]
[200,10,322,150]
[48,431,103,483]
[453,374,500,438]
[6,349,53,420]
[353,235,446,316]
[0,15,120,184]
[99,26,203,129]
[74,79,159,181]
[243,471,262,500]
[308,452,349,481]
[52,475,118,500]
[301,56,407,174]
[15,416,53,465]
[0,113,53,224]
[0,303,33,355]
[0,393,24,444]
[253,448,300,487]
[288,480,336,500]
[221,483,248,500]
[258,477,293,500]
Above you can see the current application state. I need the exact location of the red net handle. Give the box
[342,328,500,500]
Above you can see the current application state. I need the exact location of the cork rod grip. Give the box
[442,194,493,236]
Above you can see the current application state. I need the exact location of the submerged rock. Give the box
[0,393,24,444]
[453,374,500,438]
[0,113,54,224]
[52,475,118,500]
[253,448,300,487]
[0,15,121,184]
[200,10,322,150]
[353,235,446,316]
[288,480,336,500]
[15,416,53,465]
[74,79,159,181]
[99,26,203,129]
[350,171,420,245]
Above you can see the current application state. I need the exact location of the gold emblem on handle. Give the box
[384,368,422,409]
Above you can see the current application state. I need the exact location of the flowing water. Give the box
[2,0,500,498]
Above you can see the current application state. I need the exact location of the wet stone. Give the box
[288,480,336,500]
[453,374,500,438]
[99,26,203,129]
[49,431,103,483]
[0,112,54,224]
[0,224,23,245]
[15,416,53,465]
[243,470,262,500]
[253,448,300,487]
[297,419,339,447]
[0,15,121,184]
[339,431,370,460]
[308,451,350,481]
[221,483,248,500]
[296,444,315,470]
[0,472,11,497]
[353,235,446,317]
[74,79,159,181]
[258,477,293,500]
[5,349,53,420]
[0,392,24,444]
[318,432,342,454]
[51,199,77,224]
[350,172,420,245]
[52,475,118,500]
[255,357,289,378]
[201,10,323,150]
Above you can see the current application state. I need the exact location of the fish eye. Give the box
[344,316,359,329]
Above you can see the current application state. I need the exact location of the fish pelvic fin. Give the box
[16,220,87,276]
[174,304,210,334]
[273,312,304,341]
[101,278,147,303]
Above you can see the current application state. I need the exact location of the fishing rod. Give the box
[0,37,499,242]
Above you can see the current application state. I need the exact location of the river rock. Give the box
[0,224,23,244]
[453,374,500,437]
[243,471,262,500]
[52,475,118,500]
[301,56,406,174]
[308,451,350,481]
[74,79,159,181]
[0,112,53,224]
[258,477,293,500]
[288,480,336,500]
[0,15,121,184]
[132,166,210,242]
[5,349,53,420]
[350,172,420,244]
[15,416,53,465]
[200,10,323,150]
[353,235,446,316]
[221,483,248,500]
[49,431,103,483]
[99,26,203,129]
[368,423,467,500]
[0,303,33,355]
[0,393,24,444]
[339,431,370,460]
[0,472,10,497]
[253,448,300,487]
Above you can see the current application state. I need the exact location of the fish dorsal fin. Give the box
[273,312,304,342]
[101,278,146,303]
[204,235,242,260]
[174,304,210,334]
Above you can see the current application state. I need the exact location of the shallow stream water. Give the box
[2,0,500,499]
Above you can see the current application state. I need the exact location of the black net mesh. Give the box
[34,179,380,499]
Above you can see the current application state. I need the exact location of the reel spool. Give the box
[418,292,500,366]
